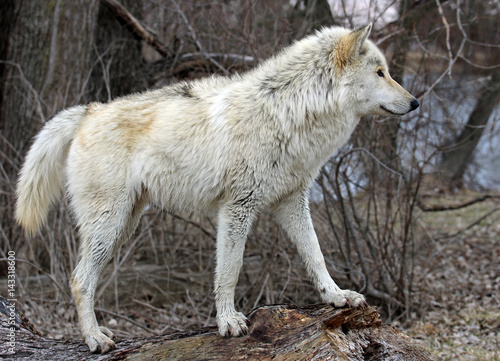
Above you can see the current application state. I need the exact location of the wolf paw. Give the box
[328,289,367,309]
[85,327,116,354]
[217,311,249,337]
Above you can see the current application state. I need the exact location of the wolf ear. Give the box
[334,23,372,71]
[351,23,372,51]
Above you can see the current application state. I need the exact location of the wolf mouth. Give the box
[380,105,405,116]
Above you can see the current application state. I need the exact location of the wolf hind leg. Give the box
[273,189,367,308]
[71,192,148,353]
[71,230,118,353]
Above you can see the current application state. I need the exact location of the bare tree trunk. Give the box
[0,0,18,277]
[0,0,148,255]
[290,0,335,39]
[0,0,100,251]
[91,0,148,102]
[0,0,17,134]
[439,68,500,186]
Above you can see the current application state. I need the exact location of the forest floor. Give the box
[403,194,500,360]
[403,234,499,360]
[3,192,499,360]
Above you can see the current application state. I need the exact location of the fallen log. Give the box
[0,296,433,360]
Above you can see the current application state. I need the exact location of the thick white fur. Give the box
[16,24,418,353]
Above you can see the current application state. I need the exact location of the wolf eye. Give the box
[377,69,384,77]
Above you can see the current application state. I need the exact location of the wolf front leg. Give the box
[214,201,255,337]
[273,189,367,308]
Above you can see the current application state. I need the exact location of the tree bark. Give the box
[289,0,335,39]
[91,0,148,102]
[0,0,147,253]
[0,0,101,250]
[0,0,17,133]
[100,0,171,59]
[1,296,434,360]
[439,67,500,185]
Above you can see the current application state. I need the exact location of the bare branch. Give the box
[100,0,171,58]
[416,36,467,100]
[0,60,45,123]
[439,207,500,239]
[171,214,216,240]
[418,194,499,212]
[435,0,454,77]
[0,258,71,300]
[180,53,255,64]
[456,6,500,48]
[169,0,229,75]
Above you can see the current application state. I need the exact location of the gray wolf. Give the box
[16,23,419,353]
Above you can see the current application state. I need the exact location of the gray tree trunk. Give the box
[290,0,335,39]
[91,0,147,102]
[439,67,500,185]
[0,0,147,254]
[0,0,100,249]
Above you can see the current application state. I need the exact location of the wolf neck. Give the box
[245,48,358,126]
[237,55,360,168]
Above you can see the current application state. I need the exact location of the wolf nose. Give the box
[410,99,419,111]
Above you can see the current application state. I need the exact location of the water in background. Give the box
[402,74,500,190]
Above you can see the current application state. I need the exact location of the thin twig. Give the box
[0,61,45,124]
[171,214,216,240]
[94,306,159,335]
[435,0,454,78]
[170,0,229,75]
[442,207,500,239]
[417,38,467,100]
[0,258,71,300]
[180,52,255,64]
[96,212,161,300]
[456,5,500,48]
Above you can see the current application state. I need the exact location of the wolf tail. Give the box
[15,105,87,236]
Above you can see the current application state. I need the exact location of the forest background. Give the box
[0,0,499,359]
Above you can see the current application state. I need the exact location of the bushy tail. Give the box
[15,105,87,236]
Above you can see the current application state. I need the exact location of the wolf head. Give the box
[330,23,419,117]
